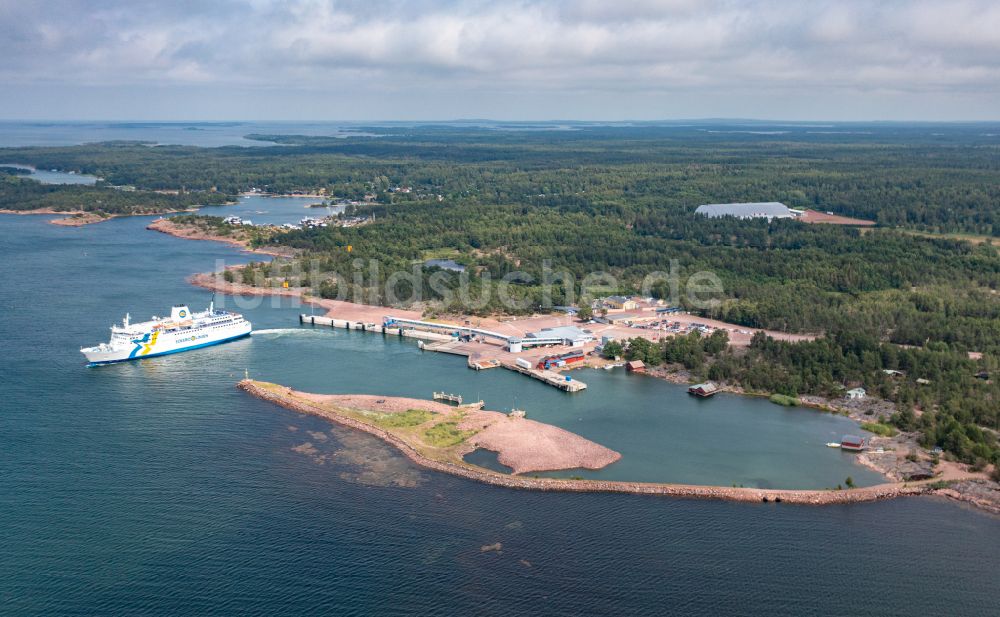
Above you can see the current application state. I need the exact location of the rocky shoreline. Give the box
[147,218,296,257]
[637,364,989,488]
[2,207,206,226]
[237,379,967,508]
[49,212,114,226]
[0,207,106,226]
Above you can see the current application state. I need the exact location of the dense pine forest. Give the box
[0,168,231,215]
[2,122,998,465]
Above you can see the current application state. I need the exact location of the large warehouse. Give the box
[695,202,798,220]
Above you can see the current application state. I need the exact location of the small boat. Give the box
[826,442,841,448]
[839,434,866,451]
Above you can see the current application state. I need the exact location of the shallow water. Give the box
[1,213,997,616]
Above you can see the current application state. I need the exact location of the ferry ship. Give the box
[81,300,251,365]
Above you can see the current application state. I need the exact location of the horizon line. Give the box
[1,118,1000,125]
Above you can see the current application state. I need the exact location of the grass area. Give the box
[769,393,801,407]
[419,247,462,260]
[860,422,898,437]
[366,408,433,428]
[873,228,997,246]
[249,383,479,459]
[423,421,475,447]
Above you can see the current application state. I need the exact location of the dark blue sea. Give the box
[1,213,998,616]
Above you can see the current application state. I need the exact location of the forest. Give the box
[0,171,231,215]
[609,330,999,469]
[1,123,998,464]
[2,123,999,232]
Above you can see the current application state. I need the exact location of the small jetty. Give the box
[503,361,587,392]
[433,391,463,405]
[468,357,501,370]
[688,382,719,397]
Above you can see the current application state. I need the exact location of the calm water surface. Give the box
[0,163,99,185]
[196,194,343,226]
[1,214,997,616]
[0,121,374,147]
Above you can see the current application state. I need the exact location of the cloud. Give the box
[0,0,998,119]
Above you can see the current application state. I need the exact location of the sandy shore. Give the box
[289,390,621,474]
[236,379,997,508]
[189,265,809,351]
[188,272,324,304]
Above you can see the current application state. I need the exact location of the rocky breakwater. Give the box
[238,380,938,507]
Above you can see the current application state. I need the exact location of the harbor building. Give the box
[604,295,640,310]
[526,326,594,347]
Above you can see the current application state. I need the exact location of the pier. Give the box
[503,361,588,392]
[299,314,452,342]
[300,313,587,393]
[433,391,463,405]
[381,316,567,349]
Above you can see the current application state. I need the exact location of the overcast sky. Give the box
[1,0,998,121]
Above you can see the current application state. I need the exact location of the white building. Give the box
[695,202,798,221]
[526,326,594,347]
[846,387,867,400]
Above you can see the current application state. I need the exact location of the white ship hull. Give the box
[81,303,252,365]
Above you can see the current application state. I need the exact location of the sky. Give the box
[1,0,998,121]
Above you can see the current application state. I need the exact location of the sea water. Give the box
[1,213,997,616]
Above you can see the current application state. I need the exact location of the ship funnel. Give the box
[171,305,191,321]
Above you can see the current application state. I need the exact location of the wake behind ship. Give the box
[81,301,251,365]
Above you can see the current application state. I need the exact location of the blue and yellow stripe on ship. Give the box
[128,331,159,358]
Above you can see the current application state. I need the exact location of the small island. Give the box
[239,379,621,475]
